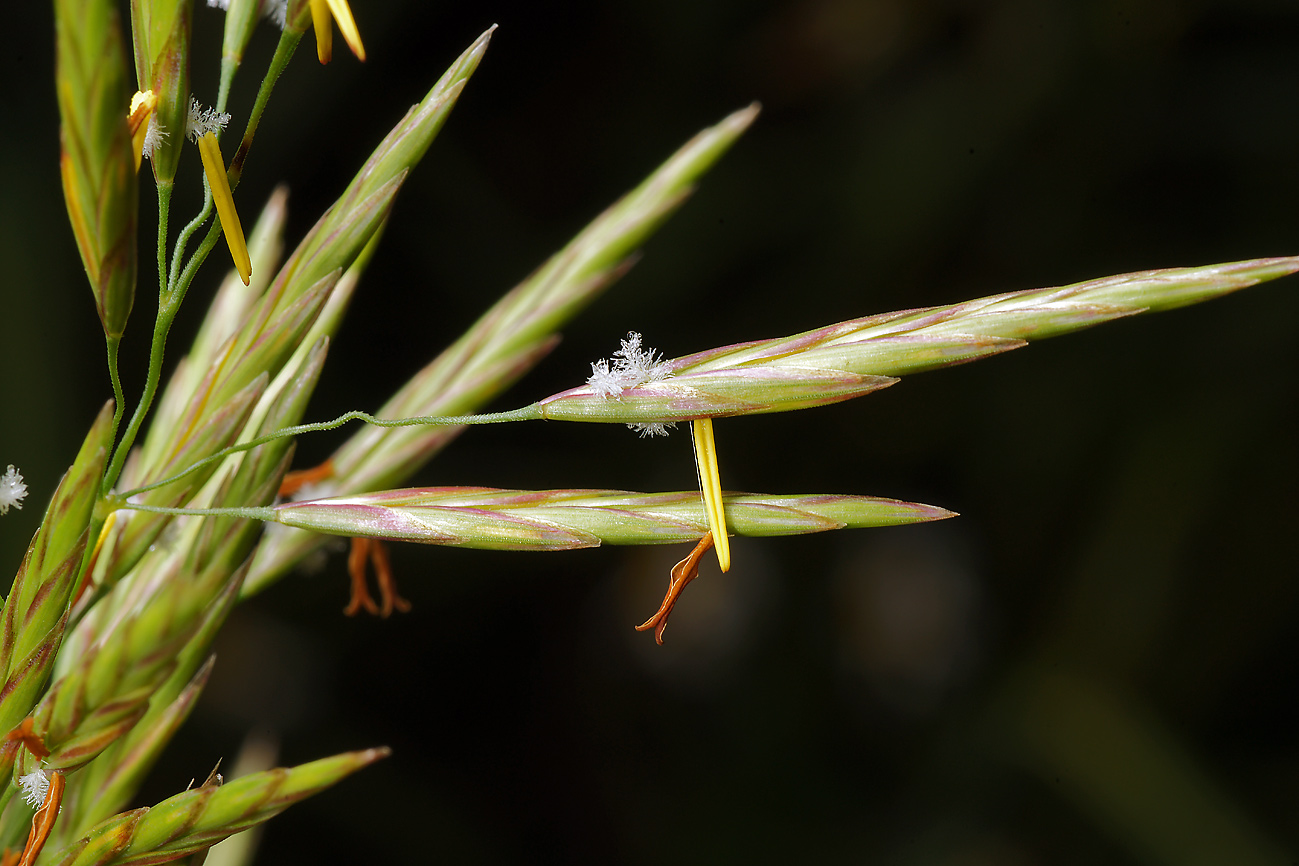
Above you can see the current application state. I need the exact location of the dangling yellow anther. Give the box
[325,0,365,60]
[126,90,157,173]
[195,131,252,285]
[691,418,730,572]
[310,0,366,64]
[309,0,332,64]
[90,511,116,568]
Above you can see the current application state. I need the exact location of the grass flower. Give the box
[125,90,157,171]
[187,98,251,285]
[585,333,732,571]
[0,466,27,515]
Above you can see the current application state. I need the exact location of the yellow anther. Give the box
[126,90,157,173]
[310,0,365,64]
[196,131,252,285]
[691,418,730,572]
[309,0,332,64]
[90,511,116,566]
[325,0,365,61]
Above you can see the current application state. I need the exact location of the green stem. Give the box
[93,335,125,568]
[100,181,176,497]
[118,404,546,500]
[217,56,238,115]
[105,502,277,521]
[105,335,125,443]
[155,181,172,299]
[171,223,223,302]
[228,28,303,191]
[168,195,214,293]
[101,291,184,496]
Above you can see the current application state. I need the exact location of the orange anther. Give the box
[344,537,410,618]
[368,537,411,618]
[2,719,49,761]
[278,459,336,498]
[17,771,64,866]
[635,532,715,645]
[344,536,380,616]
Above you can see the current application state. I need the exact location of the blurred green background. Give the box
[2,0,1298,863]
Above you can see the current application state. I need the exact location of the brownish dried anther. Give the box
[278,458,336,498]
[345,537,411,618]
[1,719,49,762]
[636,532,715,645]
[16,771,64,866]
[278,462,410,618]
[0,718,50,865]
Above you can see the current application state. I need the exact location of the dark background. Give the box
[3,0,1299,863]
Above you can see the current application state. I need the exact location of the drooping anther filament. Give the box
[635,532,715,645]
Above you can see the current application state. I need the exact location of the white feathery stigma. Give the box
[0,465,28,515]
[186,98,231,142]
[627,422,677,438]
[18,770,48,807]
[587,332,672,399]
[208,0,288,28]
[141,114,168,161]
[264,0,288,28]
